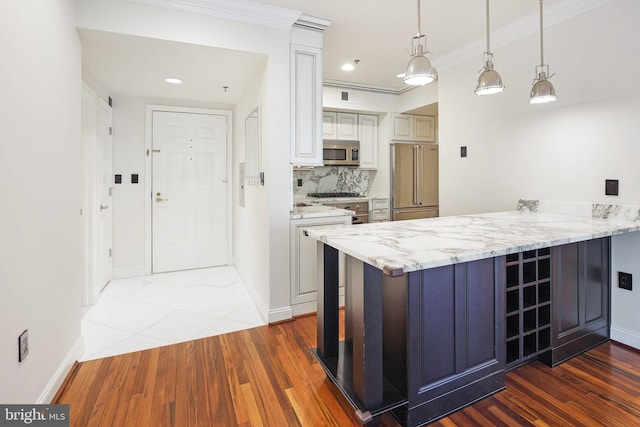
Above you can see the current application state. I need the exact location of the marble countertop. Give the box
[304,210,640,275]
[290,203,354,220]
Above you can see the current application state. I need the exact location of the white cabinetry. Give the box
[358,114,378,170]
[370,198,390,222]
[322,112,358,140]
[290,215,351,315]
[391,113,436,142]
[323,111,379,169]
[336,113,358,140]
[290,42,323,165]
[322,112,337,139]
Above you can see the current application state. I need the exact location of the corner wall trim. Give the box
[37,336,84,404]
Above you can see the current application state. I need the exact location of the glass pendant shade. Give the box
[529,71,556,104]
[404,51,437,86]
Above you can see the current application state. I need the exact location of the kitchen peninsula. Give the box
[304,200,640,426]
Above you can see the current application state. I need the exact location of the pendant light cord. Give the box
[539,0,544,66]
[485,0,490,53]
[417,0,422,36]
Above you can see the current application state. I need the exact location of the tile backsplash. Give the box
[294,166,369,196]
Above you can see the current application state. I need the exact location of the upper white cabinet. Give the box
[323,111,379,169]
[358,114,378,169]
[322,112,337,139]
[390,113,436,142]
[289,18,330,166]
[414,115,436,141]
[322,112,358,140]
[337,113,358,140]
[290,43,323,166]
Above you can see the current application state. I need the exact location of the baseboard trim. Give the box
[38,336,84,404]
[112,266,146,279]
[611,325,640,350]
[268,306,293,324]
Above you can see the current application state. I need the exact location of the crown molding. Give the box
[127,0,302,30]
[323,79,411,95]
[294,14,331,32]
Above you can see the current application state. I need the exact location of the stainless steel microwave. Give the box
[323,140,360,166]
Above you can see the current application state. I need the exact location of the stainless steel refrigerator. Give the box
[391,143,439,220]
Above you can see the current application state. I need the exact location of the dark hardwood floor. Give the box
[54,314,640,426]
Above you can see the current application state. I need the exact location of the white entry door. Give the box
[95,98,113,297]
[152,111,228,273]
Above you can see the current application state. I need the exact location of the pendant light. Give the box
[403,0,437,86]
[475,0,504,95]
[529,0,557,104]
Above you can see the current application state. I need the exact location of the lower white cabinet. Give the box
[370,198,390,222]
[290,215,351,315]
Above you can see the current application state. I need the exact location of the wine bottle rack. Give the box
[505,248,552,369]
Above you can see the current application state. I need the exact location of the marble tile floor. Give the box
[81,266,266,361]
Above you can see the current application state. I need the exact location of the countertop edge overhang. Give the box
[304,210,640,275]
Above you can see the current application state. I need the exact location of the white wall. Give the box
[438,0,640,347]
[611,232,640,348]
[233,69,271,320]
[0,0,83,402]
[111,96,147,277]
[77,0,293,322]
[439,0,640,215]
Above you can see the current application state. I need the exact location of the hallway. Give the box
[81,266,265,360]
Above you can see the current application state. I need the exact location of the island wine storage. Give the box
[505,248,552,369]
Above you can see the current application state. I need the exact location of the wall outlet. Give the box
[18,330,29,362]
[618,271,632,291]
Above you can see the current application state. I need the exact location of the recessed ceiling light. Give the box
[341,63,355,71]
[164,77,182,84]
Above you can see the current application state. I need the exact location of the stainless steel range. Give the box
[307,193,369,224]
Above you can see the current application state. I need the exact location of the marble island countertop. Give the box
[304,209,640,275]
[290,203,354,220]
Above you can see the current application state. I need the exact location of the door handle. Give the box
[155,192,168,203]
[100,204,110,211]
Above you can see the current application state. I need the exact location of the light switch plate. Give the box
[18,330,29,362]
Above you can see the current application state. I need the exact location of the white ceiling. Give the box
[78,0,601,107]
[78,28,267,104]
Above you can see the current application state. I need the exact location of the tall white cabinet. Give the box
[289,18,329,166]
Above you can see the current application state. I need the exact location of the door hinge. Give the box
[109,126,113,136]
[108,248,112,258]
